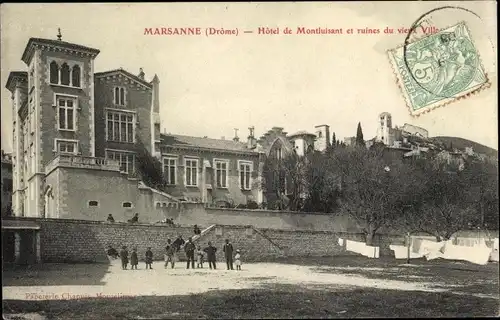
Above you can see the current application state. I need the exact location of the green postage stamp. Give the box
[388,22,490,117]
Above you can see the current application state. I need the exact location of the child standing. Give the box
[119,246,129,270]
[164,239,175,269]
[235,249,242,271]
[145,247,153,269]
[130,248,139,270]
[196,246,204,268]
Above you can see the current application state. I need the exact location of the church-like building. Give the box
[5,33,331,222]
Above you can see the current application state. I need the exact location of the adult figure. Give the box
[107,214,115,223]
[203,241,217,270]
[184,237,196,269]
[193,225,201,235]
[173,235,185,252]
[223,239,234,270]
[128,213,139,223]
[119,246,129,270]
[145,247,153,269]
[164,239,175,269]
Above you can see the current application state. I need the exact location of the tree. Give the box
[397,154,498,241]
[331,147,412,245]
[134,138,167,191]
[302,152,341,213]
[260,152,309,211]
[462,156,499,229]
[331,132,336,149]
[355,122,365,147]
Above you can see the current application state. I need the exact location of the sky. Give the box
[1,2,497,153]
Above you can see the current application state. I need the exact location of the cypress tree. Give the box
[356,122,365,147]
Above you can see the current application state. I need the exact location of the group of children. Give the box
[114,241,242,271]
[118,246,154,270]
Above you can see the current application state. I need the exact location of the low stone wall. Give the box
[3,217,409,264]
[11,218,192,263]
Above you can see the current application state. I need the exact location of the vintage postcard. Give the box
[1,2,498,319]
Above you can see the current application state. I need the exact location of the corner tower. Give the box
[13,31,100,217]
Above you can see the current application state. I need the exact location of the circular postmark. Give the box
[402,6,494,100]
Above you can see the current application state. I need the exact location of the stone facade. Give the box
[5,35,333,219]
[159,134,263,206]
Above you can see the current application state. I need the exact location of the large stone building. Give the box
[5,34,331,221]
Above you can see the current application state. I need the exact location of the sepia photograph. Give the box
[1,2,498,319]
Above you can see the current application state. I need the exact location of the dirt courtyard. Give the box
[3,257,499,319]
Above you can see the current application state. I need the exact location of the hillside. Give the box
[430,136,498,158]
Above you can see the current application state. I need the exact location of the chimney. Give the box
[138,68,145,80]
[233,128,240,142]
[150,74,160,114]
[247,126,256,149]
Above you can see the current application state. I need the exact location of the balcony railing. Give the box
[45,154,121,174]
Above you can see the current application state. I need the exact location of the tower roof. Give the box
[5,71,28,93]
[21,37,100,65]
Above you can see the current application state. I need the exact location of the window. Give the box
[276,148,282,160]
[106,111,135,143]
[114,87,126,106]
[185,158,198,187]
[163,157,177,185]
[122,202,132,208]
[50,61,59,84]
[2,179,13,192]
[72,65,81,87]
[49,61,82,87]
[106,150,135,174]
[215,159,229,188]
[88,201,99,207]
[57,96,76,131]
[60,63,70,86]
[55,139,78,155]
[239,161,252,190]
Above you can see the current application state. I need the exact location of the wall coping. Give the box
[1,217,193,230]
[205,207,333,216]
[4,217,494,238]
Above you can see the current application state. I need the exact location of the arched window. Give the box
[119,88,125,105]
[72,65,81,87]
[114,87,120,104]
[50,61,59,84]
[60,63,70,86]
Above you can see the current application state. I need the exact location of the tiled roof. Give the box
[94,68,153,88]
[160,134,258,153]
